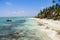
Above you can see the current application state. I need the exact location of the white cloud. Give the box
[5,2,12,6]
[0,10,34,17]
[6,10,26,17]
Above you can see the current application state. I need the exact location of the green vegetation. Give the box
[35,4,60,20]
[35,0,60,20]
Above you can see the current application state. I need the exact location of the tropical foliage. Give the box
[35,4,60,20]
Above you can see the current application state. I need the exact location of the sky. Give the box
[0,0,60,17]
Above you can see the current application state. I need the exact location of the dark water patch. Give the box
[10,20,26,27]
[6,19,12,22]
[0,29,40,40]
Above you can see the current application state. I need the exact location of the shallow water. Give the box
[0,17,52,40]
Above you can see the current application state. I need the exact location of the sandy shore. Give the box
[29,18,60,40]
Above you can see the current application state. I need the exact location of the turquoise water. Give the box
[0,17,38,35]
[0,17,52,40]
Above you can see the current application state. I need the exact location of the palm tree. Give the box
[52,0,56,17]
[52,0,55,4]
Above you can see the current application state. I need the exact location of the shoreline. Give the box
[29,18,60,40]
[29,18,60,30]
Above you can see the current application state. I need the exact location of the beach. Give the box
[0,17,60,40]
[29,18,60,40]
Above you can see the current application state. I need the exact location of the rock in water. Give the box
[6,19,12,22]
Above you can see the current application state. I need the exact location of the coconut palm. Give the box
[35,3,60,20]
[52,0,55,4]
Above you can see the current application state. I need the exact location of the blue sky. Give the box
[0,0,60,17]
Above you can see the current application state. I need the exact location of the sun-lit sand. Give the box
[29,18,60,40]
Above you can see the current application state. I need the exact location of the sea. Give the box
[0,17,52,40]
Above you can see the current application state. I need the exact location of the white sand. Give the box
[30,18,60,30]
[29,18,60,40]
